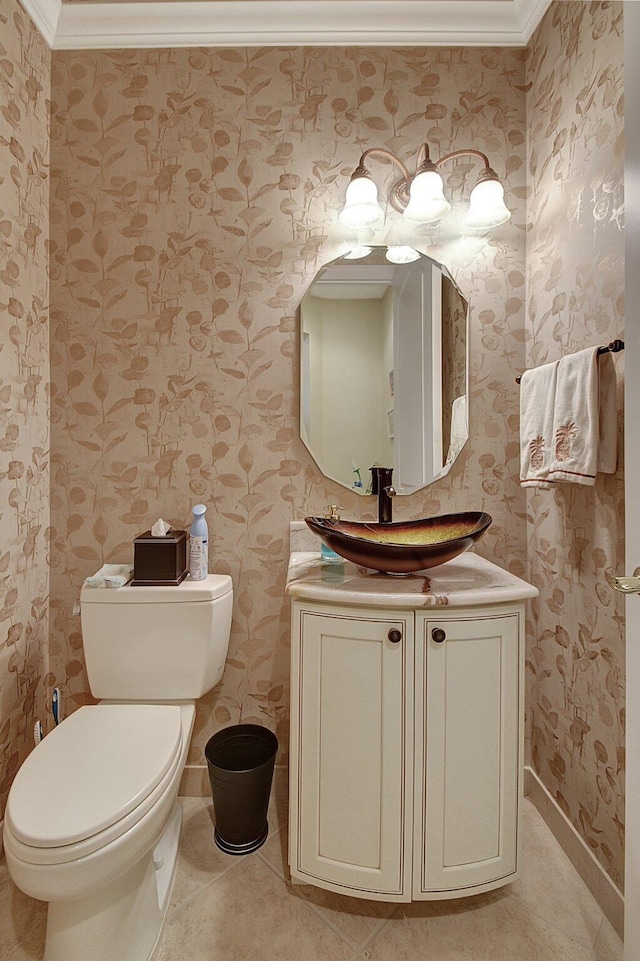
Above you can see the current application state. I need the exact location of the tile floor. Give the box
[0,773,624,961]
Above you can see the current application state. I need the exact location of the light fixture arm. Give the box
[356,148,412,185]
[432,147,500,188]
[432,147,491,171]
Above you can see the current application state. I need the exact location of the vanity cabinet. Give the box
[286,552,536,903]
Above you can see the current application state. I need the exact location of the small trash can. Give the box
[205,723,278,855]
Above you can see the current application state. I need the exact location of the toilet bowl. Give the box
[4,702,193,961]
[3,575,233,961]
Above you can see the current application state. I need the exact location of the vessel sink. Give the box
[305,512,492,574]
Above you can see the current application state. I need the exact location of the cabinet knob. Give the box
[388,629,402,644]
[431,628,446,644]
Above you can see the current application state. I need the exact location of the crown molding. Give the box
[20,0,61,46]
[22,0,552,51]
[515,0,551,40]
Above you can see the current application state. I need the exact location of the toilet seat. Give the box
[5,704,183,861]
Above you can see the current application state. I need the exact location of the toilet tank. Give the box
[80,576,233,700]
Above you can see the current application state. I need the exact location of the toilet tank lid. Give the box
[81,573,232,604]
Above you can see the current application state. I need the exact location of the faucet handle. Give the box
[384,486,396,497]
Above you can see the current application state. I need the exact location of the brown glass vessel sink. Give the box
[305,512,492,574]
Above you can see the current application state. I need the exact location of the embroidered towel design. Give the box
[554,421,578,463]
[529,436,545,471]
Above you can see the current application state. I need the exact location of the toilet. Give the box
[3,575,233,961]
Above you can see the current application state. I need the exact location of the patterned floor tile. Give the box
[364,888,594,961]
[155,854,357,961]
[510,801,604,948]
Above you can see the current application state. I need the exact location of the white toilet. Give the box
[3,575,233,961]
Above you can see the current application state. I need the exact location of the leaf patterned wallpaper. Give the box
[0,0,50,818]
[47,45,528,772]
[525,2,625,888]
[0,0,626,895]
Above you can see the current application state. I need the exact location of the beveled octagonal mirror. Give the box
[300,247,468,495]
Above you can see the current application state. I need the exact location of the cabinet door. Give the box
[413,610,522,896]
[289,605,413,900]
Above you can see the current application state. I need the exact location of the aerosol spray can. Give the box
[189,504,208,581]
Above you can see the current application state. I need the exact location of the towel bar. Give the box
[515,340,624,384]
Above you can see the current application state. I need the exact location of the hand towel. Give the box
[519,360,558,488]
[446,394,467,465]
[548,347,617,485]
[84,564,133,588]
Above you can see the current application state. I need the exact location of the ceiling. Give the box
[22,0,552,51]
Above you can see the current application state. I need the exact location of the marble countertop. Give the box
[286,551,538,609]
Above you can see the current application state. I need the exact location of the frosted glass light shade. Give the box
[463,178,511,229]
[338,175,383,228]
[386,246,421,264]
[402,169,451,224]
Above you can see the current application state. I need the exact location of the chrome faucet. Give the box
[370,466,396,523]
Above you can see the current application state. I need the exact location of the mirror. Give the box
[300,247,468,495]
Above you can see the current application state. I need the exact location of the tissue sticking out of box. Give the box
[151,518,171,537]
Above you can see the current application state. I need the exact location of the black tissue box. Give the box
[132,529,188,586]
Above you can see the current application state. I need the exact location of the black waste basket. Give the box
[205,724,278,855]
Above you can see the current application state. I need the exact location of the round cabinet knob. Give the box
[431,628,446,644]
[388,629,402,644]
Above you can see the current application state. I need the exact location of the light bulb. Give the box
[338,175,384,228]
[386,246,421,264]
[463,177,511,229]
[402,169,451,224]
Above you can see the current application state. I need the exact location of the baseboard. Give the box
[524,766,624,939]
[179,764,210,797]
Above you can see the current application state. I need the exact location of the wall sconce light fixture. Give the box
[339,143,511,232]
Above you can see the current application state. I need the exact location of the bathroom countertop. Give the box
[286,551,538,609]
